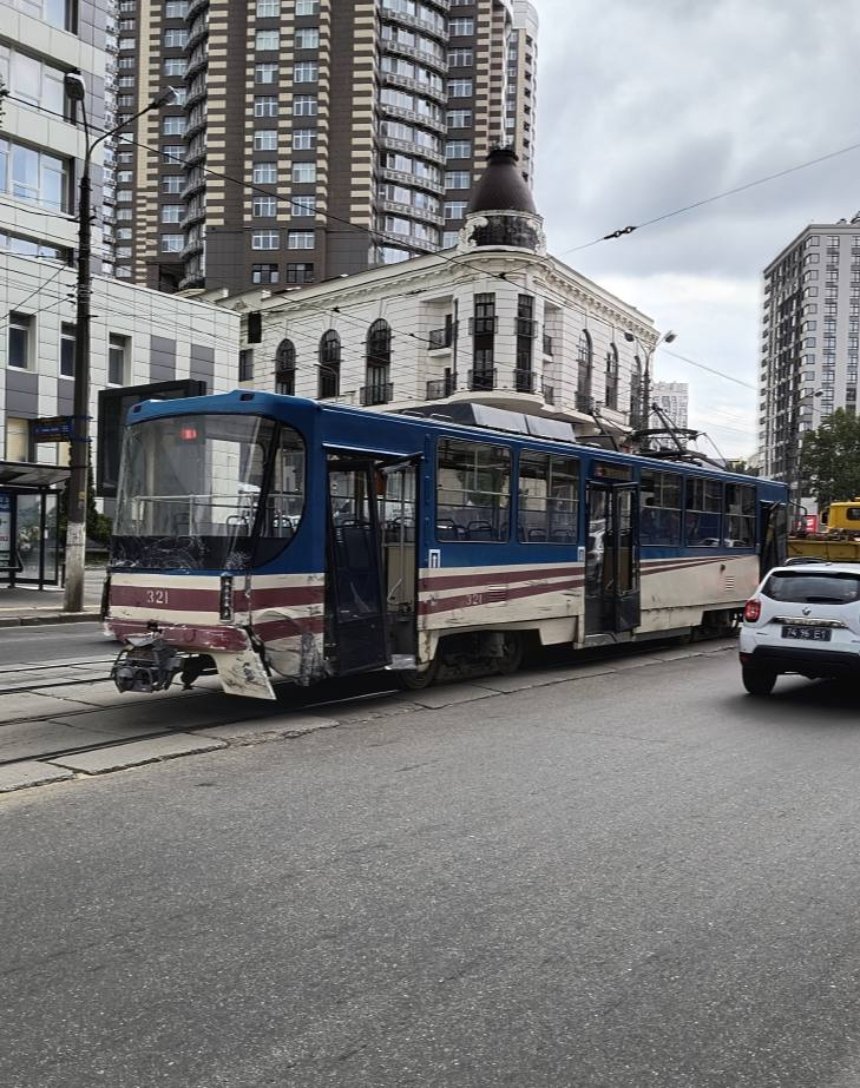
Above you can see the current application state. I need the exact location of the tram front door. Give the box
[326,457,389,674]
[584,482,641,638]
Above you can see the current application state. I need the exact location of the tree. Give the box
[800,409,860,511]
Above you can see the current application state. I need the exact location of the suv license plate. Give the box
[782,625,831,642]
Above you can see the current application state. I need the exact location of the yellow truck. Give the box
[788,499,860,561]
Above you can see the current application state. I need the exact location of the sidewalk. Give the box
[0,569,105,627]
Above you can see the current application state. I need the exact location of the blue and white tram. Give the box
[104,390,789,699]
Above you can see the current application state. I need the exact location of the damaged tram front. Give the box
[105,391,420,699]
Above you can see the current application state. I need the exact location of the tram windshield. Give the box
[112,413,306,570]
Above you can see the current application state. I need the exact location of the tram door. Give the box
[326,457,389,674]
[585,482,641,637]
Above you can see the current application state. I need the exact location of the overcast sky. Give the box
[531,0,860,458]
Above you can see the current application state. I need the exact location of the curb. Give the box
[0,611,101,628]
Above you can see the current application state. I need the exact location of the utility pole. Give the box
[61,74,172,612]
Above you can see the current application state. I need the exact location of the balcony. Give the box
[515,317,537,338]
[360,382,394,406]
[576,391,594,413]
[468,368,497,391]
[469,316,497,335]
[378,101,445,133]
[379,135,444,167]
[542,333,554,356]
[428,326,453,349]
[426,376,457,399]
[380,165,443,195]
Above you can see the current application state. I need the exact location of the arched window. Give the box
[363,318,392,405]
[605,342,619,411]
[275,339,296,396]
[318,329,341,399]
[630,355,643,430]
[576,329,593,411]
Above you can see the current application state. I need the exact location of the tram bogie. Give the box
[103,391,789,700]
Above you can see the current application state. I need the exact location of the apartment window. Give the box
[161,234,183,252]
[165,0,188,15]
[293,95,318,116]
[162,145,184,164]
[254,96,279,117]
[293,129,317,150]
[292,162,316,184]
[118,57,136,69]
[255,64,278,83]
[295,29,320,49]
[116,190,133,203]
[108,334,129,385]
[5,49,66,116]
[239,349,254,382]
[252,230,280,250]
[252,163,278,184]
[163,29,188,48]
[118,76,134,88]
[116,229,132,241]
[256,0,279,14]
[445,141,472,159]
[254,130,277,151]
[7,313,32,370]
[288,231,315,249]
[295,0,319,12]
[0,139,70,212]
[160,205,182,224]
[275,340,296,395]
[318,330,340,398]
[252,263,279,284]
[117,170,133,185]
[444,171,471,189]
[255,29,279,50]
[291,195,316,217]
[164,58,185,76]
[162,175,183,193]
[116,209,133,221]
[449,18,475,35]
[294,61,318,83]
[287,262,314,283]
[253,196,278,217]
[162,115,186,136]
[446,109,472,128]
[447,80,473,98]
[444,200,467,219]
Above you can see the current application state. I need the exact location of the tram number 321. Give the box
[146,589,170,605]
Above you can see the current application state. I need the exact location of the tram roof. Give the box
[126,390,783,488]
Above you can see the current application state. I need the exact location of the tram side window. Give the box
[639,469,682,545]
[263,426,306,538]
[725,482,756,546]
[685,477,723,546]
[519,452,579,543]
[437,438,510,541]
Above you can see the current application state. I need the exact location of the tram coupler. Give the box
[111,633,181,694]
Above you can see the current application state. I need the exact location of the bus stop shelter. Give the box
[0,462,69,590]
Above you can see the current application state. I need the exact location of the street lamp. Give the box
[624,328,677,437]
[61,73,174,612]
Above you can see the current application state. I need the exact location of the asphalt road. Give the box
[0,620,109,667]
[4,650,860,1087]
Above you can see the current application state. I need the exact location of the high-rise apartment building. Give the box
[759,215,860,487]
[114,0,538,295]
[651,381,688,431]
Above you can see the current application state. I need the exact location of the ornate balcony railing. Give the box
[468,367,496,391]
[428,326,453,349]
[360,382,394,406]
[426,376,457,399]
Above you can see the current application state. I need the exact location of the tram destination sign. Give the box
[31,416,73,442]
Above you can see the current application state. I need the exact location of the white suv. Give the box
[739,562,860,695]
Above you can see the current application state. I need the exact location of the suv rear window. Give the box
[763,571,860,604]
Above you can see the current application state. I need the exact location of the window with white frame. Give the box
[162,175,183,193]
[255,63,277,83]
[253,196,278,217]
[291,195,316,217]
[60,322,76,378]
[163,28,188,47]
[295,0,318,11]
[256,0,279,14]
[295,28,319,49]
[7,312,31,370]
[161,234,183,252]
[444,171,470,189]
[294,61,318,82]
[293,95,318,116]
[292,162,316,184]
[162,115,186,136]
[288,231,315,249]
[108,334,129,385]
[252,163,278,184]
[161,205,183,223]
[254,95,278,117]
[253,130,277,150]
[293,129,317,150]
[164,58,185,76]
[0,138,70,212]
[255,29,279,50]
[252,230,280,250]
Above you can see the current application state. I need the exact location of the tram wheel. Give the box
[396,654,440,691]
[496,632,524,675]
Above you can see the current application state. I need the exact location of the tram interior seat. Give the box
[436,518,465,541]
[466,520,495,541]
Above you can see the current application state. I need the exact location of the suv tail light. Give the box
[743,598,762,622]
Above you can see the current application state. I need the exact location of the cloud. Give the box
[530,0,860,458]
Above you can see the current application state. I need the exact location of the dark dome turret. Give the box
[466,147,538,216]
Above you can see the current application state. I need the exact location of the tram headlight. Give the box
[219,575,234,622]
